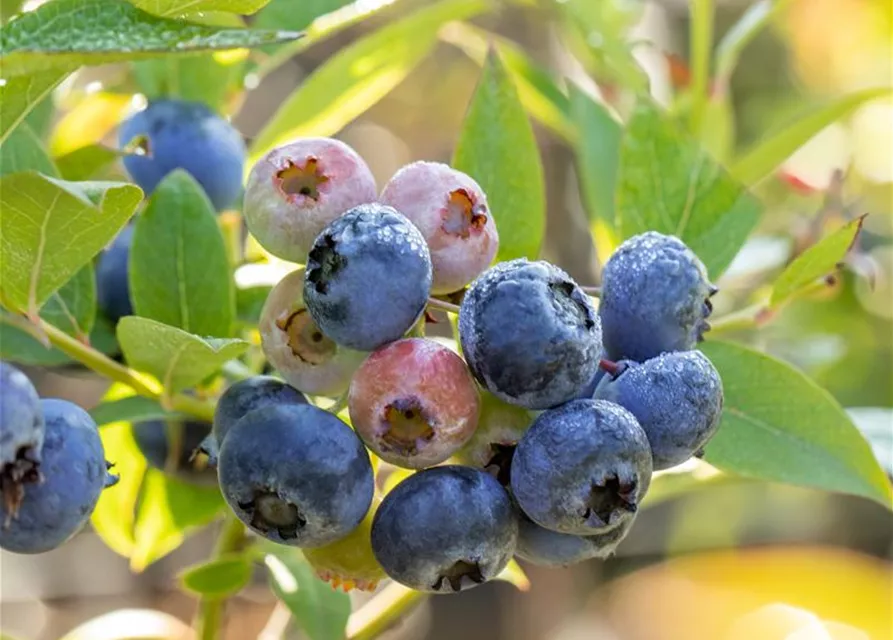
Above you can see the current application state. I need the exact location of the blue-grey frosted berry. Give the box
[218,403,373,547]
[303,204,433,351]
[202,376,307,465]
[118,99,246,211]
[516,511,635,567]
[0,399,117,554]
[133,419,216,485]
[459,259,602,409]
[371,466,518,593]
[594,351,723,470]
[599,232,717,362]
[96,224,134,324]
[1,362,44,516]
[511,399,652,535]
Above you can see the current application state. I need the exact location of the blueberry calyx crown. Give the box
[239,490,306,540]
[307,234,346,295]
[379,398,435,455]
[275,156,329,200]
[275,309,336,364]
[582,475,638,526]
[442,188,488,239]
[1,447,43,526]
[433,559,485,592]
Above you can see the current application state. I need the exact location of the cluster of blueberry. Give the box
[0,363,118,553]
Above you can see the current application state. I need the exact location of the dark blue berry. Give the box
[118,99,246,211]
[511,399,652,535]
[371,465,518,593]
[303,203,433,351]
[594,351,723,470]
[217,403,373,547]
[516,511,635,567]
[96,223,134,324]
[0,362,44,516]
[133,419,216,485]
[0,399,117,554]
[459,259,602,409]
[599,232,716,362]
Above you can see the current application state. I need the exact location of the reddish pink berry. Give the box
[348,338,480,469]
[379,161,498,294]
[244,138,377,263]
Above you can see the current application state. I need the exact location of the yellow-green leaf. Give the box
[179,555,252,598]
[0,69,69,145]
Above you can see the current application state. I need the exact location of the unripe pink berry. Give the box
[348,338,480,469]
[244,138,377,263]
[379,161,498,294]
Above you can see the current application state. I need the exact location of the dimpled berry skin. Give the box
[379,161,499,294]
[243,138,377,263]
[599,232,717,362]
[303,204,433,351]
[459,259,602,409]
[202,375,308,465]
[511,399,652,535]
[516,511,636,567]
[595,351,723,470]
[218,403,374,547]
[118,100,246,211]
[0,399,117,554]
[349,338,480,469]
[96,224,134,324]
[371,466,518,593]
[259,269,366,396]
[133,420,216,486]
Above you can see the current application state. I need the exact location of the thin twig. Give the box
[426,297,460,314]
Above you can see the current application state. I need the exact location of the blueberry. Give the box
[303,204,433,351]
[594,351,723,470]
[118,99,246,211]
[0,362,44,516]
[0,399,117,554]
[202,376,308,465]
[96,223,134,324]
[133,419,216,485]
[259,269,366,396]
[511,399,652,535]
[599,232,717,362]
[458,259,602,409]
[516,511,635,567]
[244,137,377,263]
[371,466,518,593]
[217,403,373,547]
[348,338,480,469]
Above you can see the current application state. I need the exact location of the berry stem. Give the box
[194,513,247,640]
[426,297,460,314]
[345,582,424,640]
[580,286,602,297]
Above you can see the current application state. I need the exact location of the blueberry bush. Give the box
[0,0,890,639]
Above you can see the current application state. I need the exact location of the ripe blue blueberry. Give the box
[516,511,636,567]
[303,204,433,351]
[458,259,602,409]
[118,99,246,211]
[0,362,44,516]
[599,232,717,362]
[511,399,652,535]
[0,399,117,554]
[133,419,216,485]
[201,376,307,465]
[594,351,723,470]
[96,223,134,324]
[217,403,374,547]
[371,466,518,593]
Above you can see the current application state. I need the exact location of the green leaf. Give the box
[731,87,892,186]
[700,341,892,507]
[770,216,865,307]
[0,314,118,366]
[54,144,122,181]
[117,317,248,392]
[0,124,58,178]
[715,0,792,85]
[265,551,351,640]
[0,172,141,314]
[90,396,182,427]
[130,171,235,338]
[453,49,545,262]
[1,0,25,24]
[179,555,252,598]
[129,0,273,16]
[688,0,714,135]
[0,69,69,145]
[253,0,353,32]
[569,83,622,229]
[615,98,762,277]
[40,263,96,338]
[131,470,226,571]
[0,0,301,78]
[248,0,488,161]
[441,22,573,142]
